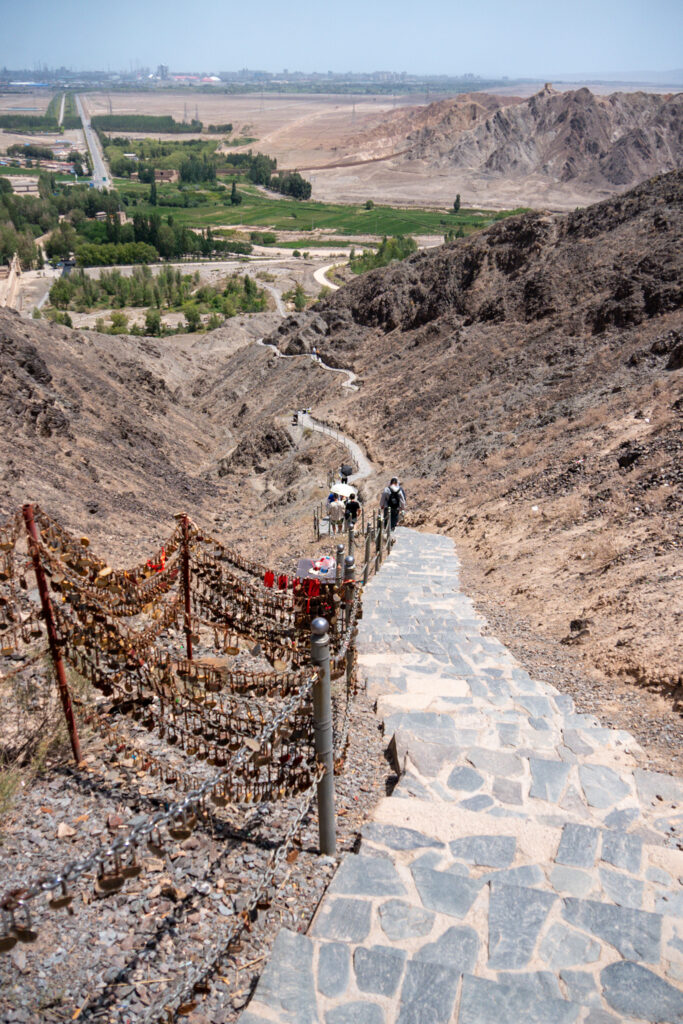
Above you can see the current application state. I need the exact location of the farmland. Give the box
[113,178,524,238]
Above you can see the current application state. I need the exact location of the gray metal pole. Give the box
[335,543,345,586]
[310,617,336,855]
[363,530,372,585]
[376,515,383,571]
[344,555,355,631]
[335,542,345,634]
[343,556,356,691]
[348,522,354,559]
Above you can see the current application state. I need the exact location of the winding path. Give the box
[256,335,359,391]
[298,412,373,485]
[312,263,341,292]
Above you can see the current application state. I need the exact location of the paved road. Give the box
[76,94,111,191]
[58,93,65,127]
[299,412,371,482]
[312,263,341,292]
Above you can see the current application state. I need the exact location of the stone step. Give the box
[384,725,682,843]
[239,527,683,1024]
[242,906,683,1022]
[358,803,683,916]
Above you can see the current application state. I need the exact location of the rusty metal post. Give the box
[22,504,82,766]
[181,514,193,661]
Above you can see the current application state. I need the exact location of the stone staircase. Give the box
[240,528,683,1024]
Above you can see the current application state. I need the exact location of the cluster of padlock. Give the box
[34,507,182,618]
[0,511,44,654]
[0,499,372,961]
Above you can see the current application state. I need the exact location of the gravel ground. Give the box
[0,645,392,1024]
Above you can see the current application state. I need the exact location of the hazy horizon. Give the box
[2,0,682,80]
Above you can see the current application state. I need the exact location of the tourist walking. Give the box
[344,493,361,532]
[380,478,406,530]
[328,496,346,535]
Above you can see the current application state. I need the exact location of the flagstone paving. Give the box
[241,528,683,1024]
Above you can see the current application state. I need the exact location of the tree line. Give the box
[48,266,268,334]
[92,114,202,133]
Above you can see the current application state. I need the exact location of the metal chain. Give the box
[139,764,325,1024]
[0,679,313,926]
[332,587,361,666]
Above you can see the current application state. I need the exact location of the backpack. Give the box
[387,490,401,510]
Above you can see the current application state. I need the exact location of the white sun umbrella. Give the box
[329,483,355,499]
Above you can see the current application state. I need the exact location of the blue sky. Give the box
[2,0,681,77]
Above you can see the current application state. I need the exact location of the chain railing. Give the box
[0,492,396,1018]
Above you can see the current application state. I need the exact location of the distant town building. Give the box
[154,168,179,183]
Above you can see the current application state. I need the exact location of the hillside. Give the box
[270,171,683,710]
[349,92,524,159]
[0,311,345,565]
[1,172,681,743]
[405,85,682,194]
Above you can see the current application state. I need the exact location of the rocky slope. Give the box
[349,92,524,158]
[0,311,343,566]
[270,171,683,707]
[405,85,682,193]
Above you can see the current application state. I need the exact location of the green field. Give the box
[0,165,74,182]
[114,179,526,238]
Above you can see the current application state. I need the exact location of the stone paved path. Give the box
[240,529,683,1024]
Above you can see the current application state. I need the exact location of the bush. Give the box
[145,307,161,335]
[250,231,277,246]
[350,235,417,274]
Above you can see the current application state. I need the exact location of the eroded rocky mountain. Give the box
[405,85,682,192]
[271,171,683,703]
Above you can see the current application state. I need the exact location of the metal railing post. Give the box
[348,521,354,559]
[310,617,336,855]
[363,529,372,585]
[343,556,356,692]
[343,555,355,631]
[22,503,82,766]
[335,543,345,586]
[335,542,345,634]
[375,514,383,572]
[181,513,193,661]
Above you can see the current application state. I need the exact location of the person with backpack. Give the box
[380,477,406,530]
[344,493,361,532]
